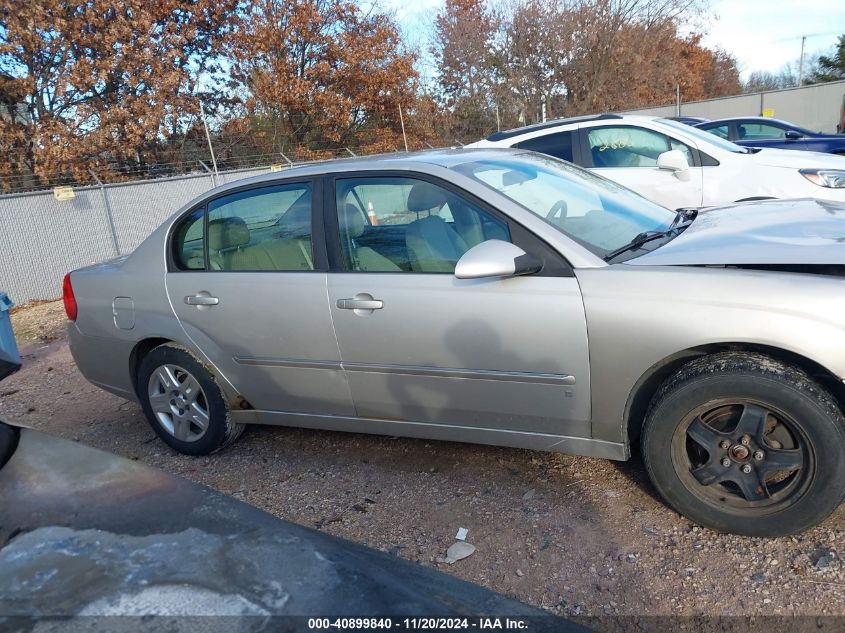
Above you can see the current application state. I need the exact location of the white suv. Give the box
[469,114,845,209]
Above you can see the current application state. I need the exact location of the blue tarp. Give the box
[0,293,21,381]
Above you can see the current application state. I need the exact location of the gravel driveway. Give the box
[2,301,844,618]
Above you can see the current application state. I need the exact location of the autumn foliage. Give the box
[432,0,742,139]
[0,0,424,189]
[225,0,426,161]
[0,0,240,188]
[0,0,749,191]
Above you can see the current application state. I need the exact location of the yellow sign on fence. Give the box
[53,186,75,201]
[762,108,775,117]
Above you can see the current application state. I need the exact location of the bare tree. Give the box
[430,0,501,139]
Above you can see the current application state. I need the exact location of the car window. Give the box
[658,118,749,154]
[335,177,510,273]
[586,126,694,168]
[515,131,574,163]
[173,208,205,270]
[452,153,675,257]
[701,124,730,139]
[206,183,314,272]
[737,123,786,140]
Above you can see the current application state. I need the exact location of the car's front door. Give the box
[582,124,704,209]
[165,180,354,416]
[324,174,591,437]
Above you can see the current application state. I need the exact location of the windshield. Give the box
[657,118,751,153]
[452,153,675,257]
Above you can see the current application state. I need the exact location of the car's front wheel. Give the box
[642,352,845,536]
[137,343,244,456]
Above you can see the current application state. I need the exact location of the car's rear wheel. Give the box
[642,352,845,536]
[137,344,244,455]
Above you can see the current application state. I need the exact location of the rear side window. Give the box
[173,208,205,270]
[207,183,314,272]
[516,131,574,163]
[738,123,786,140]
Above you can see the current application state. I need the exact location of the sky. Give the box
[702,0,845,79]
[380,0,845,82]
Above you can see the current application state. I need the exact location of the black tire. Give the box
[642,351,845,536]
[0,422,17,469]
[137,343,244,456]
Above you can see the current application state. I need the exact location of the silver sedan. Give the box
[65,149,845,536]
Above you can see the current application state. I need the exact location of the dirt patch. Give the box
[1,301,844,618]
[9,299,66,344]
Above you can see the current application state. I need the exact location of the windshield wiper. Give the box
[604,208,697,262]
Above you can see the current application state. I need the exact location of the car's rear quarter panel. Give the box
[68,227,185,401]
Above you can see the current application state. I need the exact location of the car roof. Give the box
[485,113,625,142]
[697,117,794,126]
[201,147,526,196]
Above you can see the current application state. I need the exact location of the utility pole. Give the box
[676,84,681,116]
[797,35,806,87]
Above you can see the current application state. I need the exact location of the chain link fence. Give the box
[0,165,277,304]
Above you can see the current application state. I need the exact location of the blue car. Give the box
[666,116,710,125]
[694,117,845,155]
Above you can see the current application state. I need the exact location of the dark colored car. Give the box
[695,117,845,154]
[666,116,709,126]
[1,421,578,630]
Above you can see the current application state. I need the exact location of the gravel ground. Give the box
[2,301,845,618]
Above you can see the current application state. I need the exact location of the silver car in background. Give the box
[65,149,845,536]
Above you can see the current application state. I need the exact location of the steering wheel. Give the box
[547,200,569,222]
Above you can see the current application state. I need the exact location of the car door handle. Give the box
[337,298,383,310]
[184,294,219,306]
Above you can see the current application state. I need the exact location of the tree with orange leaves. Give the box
[0,0,236,188]
[226,0,423,159]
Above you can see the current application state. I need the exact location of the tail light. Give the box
[62,273,77,321]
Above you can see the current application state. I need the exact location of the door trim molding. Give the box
[344,362,575,385]
[234,357,343,370]
[233,356,575,385]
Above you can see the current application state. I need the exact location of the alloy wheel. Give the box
[146,364,210,442]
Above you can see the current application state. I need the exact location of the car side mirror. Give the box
[454,240,542,280]
[657,150,692,181]
[785,130,803,140]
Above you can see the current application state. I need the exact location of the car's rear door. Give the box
[580,124,704,209]
[323,171,591,438]
[165,179,354,416]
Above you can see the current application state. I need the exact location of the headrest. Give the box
[407,182,448,213]
[339,203,367,239]
[208,216,249,251]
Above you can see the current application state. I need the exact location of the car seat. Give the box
[208,217,250,270]
[404,182,468,272]
[338,203,400,272]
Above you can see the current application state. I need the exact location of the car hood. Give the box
[628,198,845,266]
[0,423,575,627]
[751,147,845,168]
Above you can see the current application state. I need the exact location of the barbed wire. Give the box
[0,139,469,195]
